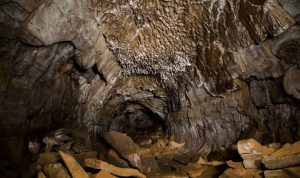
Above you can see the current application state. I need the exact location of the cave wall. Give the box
[0,0,300,167]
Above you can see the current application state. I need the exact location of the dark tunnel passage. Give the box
[110,102,167,144]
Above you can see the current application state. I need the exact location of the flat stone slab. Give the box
[262,153,300,169]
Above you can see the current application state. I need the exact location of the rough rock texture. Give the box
[103,131,143,170]
[237,139,275,169]
[0,0,300,175]
[59,151,89,178]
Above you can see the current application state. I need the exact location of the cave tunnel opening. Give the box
[110,102,167,145]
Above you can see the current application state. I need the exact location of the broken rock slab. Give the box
[271,141,300,157]
[85,158,146,178]
[264,167,300,178]
[237,139,275,169]
[59,151,89,178]
[103,131,143,170]
[93,170,117,178]
[262,141,300,169]
[106,148,130,168]
[262,153,300,170]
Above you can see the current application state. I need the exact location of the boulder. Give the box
[250,80,270,108]
[237,139,275,169]
[283,67,300,100]
[59,151,89,178]
[103,131,143,170]
[84,158,146,178]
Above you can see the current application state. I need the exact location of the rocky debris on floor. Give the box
[85,158,146,178]
[25,128,149,178]
[222,139,300,178]
[24,128,300,178]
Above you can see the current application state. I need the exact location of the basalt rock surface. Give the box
[0,0,300,176]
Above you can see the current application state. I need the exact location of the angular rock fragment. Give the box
[262,153,300,170]
[263,0,295,36]
[107,149,130,168]
[103,131,143,170]
[59,151,89,178]
[37,171,47,178]
[94,170,117,178]
[271,141,300,157]
[84,158,146,178]
[262,141,300,169]
[237,139,275,169]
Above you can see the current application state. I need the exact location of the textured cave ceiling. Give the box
[0,0,300,163]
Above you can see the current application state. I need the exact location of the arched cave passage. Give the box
[109,102,168,144]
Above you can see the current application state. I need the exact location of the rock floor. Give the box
[2,128,299,178]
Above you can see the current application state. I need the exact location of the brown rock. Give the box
[197,157,225,166]
[220,168,263,178]
[103,131,142,169]
[262,153,300,169]
[107,149,130,168]
[141,156,160,172]
[37,171,47,178]
[271,141,300,157]
[184,164,208,178]
[74,151,98,166]
[43,163,70,178]
[264,167,300,178]
[72,139,90,153]
[37,152,60,165]
[59,151,89,178]
[95,170,118,178]
[226,160,244,169]
[194,166,223,178]
[237,139,275,169]
[84,158,146,178]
